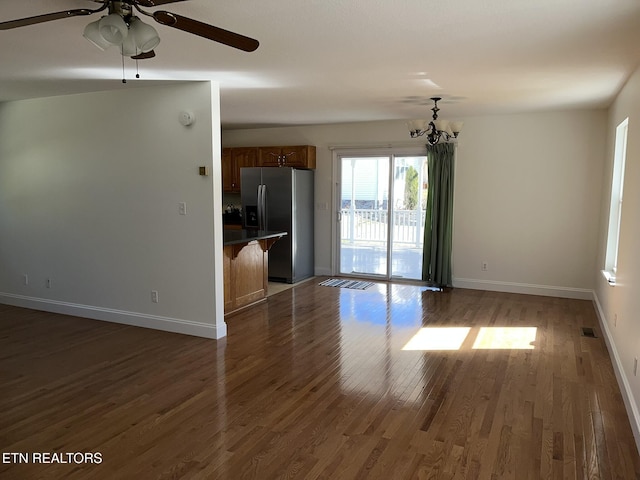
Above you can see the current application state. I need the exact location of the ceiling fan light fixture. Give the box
[83,19,111,51]
[98,13,128,46]
[129,17,160,53]
[1,0,260,64]
[120,30,139,56]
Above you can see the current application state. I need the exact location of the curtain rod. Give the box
[328,142,427,151]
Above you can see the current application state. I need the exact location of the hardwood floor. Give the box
[1,282,639,479]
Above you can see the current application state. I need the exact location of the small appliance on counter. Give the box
[223,204,242,228]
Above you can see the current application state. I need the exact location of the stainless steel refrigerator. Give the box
[241,167,314,283]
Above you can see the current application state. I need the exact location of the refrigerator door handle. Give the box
[260,184,267,230]
[257,184,263,230]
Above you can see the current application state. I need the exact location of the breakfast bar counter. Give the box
[223,229,286,316]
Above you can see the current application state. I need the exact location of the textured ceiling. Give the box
[1,0,640,129]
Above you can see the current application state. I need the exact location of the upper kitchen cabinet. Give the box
[222,147,257,192]
[257,145,316,169]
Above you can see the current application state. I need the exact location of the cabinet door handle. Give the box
[268,152,279,165]
[281,152,295,167]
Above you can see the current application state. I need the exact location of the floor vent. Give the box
[581,327,597,338]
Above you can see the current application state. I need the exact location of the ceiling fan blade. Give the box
[132,50,156,60]
[0,9,96,30]
[153,11,259,52]
[135,0,189,6]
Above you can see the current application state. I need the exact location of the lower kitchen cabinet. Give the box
[223,232,286,315]
[224,241,267,314]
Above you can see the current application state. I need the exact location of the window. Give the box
[603,118,628,285]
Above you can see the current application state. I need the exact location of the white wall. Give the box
[0,82,226,339]
[453,111,605,297]
[223,109,606,298]
[593,65,640,448]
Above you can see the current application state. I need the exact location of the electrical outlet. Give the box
[23,274,28,286]
[46,277,52,289]
[151,290,159,303]
[178,202,187,215]
[481,261,488,271]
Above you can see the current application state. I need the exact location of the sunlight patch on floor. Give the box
[472,327,537,350]
[402,327,471,351]
[402,326,537,351]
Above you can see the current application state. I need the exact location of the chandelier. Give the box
[407,97,463,146]
[83,2,160,59]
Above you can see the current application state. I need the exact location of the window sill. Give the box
[601,270,616,286]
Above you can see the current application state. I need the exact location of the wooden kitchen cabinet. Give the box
[224,241,267,314]
[223,232,285,315]
[222,145,315,192]
[257,145,316,169]
[222,147,257,192]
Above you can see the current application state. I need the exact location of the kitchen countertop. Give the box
[223,229,287,246]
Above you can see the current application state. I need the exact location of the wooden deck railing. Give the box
[340,208,425,246]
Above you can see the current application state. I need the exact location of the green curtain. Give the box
[422,142,455,287]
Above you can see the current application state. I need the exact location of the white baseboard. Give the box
[592,292,640,454]
[314,267,333,277]
[0,292,224,339]
[453,278,593,300]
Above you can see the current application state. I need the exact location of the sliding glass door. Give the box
[338,153,427,281]
[339,157,390,276]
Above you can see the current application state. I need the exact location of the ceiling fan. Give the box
[0,0,259,60]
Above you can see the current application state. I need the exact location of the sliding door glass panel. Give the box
[339,157,389,277]
[389,156,427,280]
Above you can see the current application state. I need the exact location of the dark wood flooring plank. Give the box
[1,282,639,479]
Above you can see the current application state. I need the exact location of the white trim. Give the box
[592,291,640,454]
[604,118,629,273]
[328,142,427,151]
[330,150,339,277]
[452,278,592,300]
[601,269,617,286]
[0,293,222,339]
[314,267,333,277]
